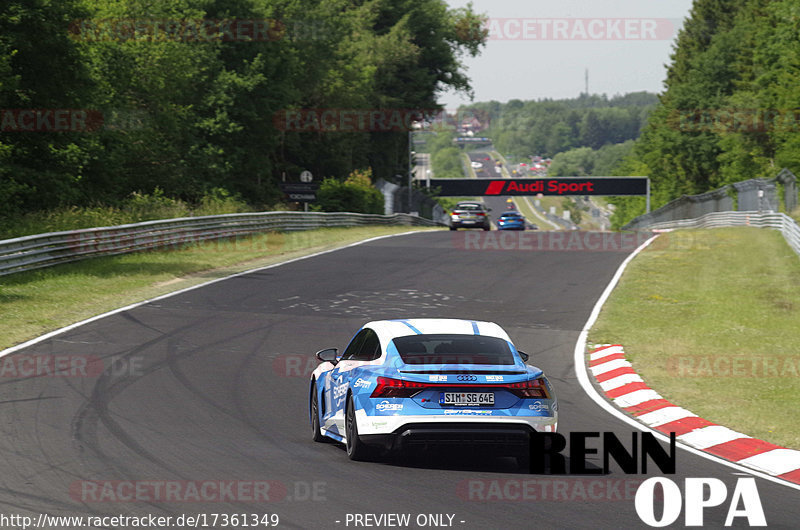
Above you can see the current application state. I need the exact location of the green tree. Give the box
[314,168,383,214]
[0,0,94,216]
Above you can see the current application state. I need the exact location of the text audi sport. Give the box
[308,319,558,461]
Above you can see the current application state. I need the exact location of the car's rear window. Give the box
[393,334,516,365]
[456,204,482,211]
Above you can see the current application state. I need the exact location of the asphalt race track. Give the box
[1,231,798,528]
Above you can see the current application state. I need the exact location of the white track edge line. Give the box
[573,233,800,492]
[0,229,431,359]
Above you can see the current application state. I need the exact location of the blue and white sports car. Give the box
[309,318,558,461]
[496,210,527,231]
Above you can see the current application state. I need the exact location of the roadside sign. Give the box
[287,192,316,202]
[300,170,313,183]
[280,183,317,192]
[279,181,318,203]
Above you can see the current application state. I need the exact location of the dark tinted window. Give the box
[354,329,381,361]
[456,203,483,211]
[342,329,381,361]
[341,329,367,361]
[393,334,515,365]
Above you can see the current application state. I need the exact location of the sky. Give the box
[438,0,696,109]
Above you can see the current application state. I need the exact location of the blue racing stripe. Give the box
[394,319,422,335]
[470,321,480,335]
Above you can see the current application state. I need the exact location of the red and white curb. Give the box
[589,344,800,485]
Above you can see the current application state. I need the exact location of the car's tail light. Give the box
[506,378,550,399]
[371,376,428,398]
[476,212,486,216]
[371,376,550,399]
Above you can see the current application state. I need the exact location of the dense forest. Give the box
[613,0,800,227]
[0,0,487,221]
[461,92,658,159]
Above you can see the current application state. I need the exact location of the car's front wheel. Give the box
[310,382,326,443]
[345,396,371,461]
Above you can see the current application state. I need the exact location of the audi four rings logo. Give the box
[456,375,477,381]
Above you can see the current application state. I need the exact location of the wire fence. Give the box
[623,169,797,231]
[621,170,800,259]
[0,211,442,277]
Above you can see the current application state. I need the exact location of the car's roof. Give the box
[364,318,512,346]
[500,211,522,216]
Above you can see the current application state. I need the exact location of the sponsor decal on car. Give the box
[353,378,372,389]
[529,402,550,412]
[376,401,403,412]
[429,374,447,382]
[486,375,504,382]
[332,377,348,406]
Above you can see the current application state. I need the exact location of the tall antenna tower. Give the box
[585,68,589,96]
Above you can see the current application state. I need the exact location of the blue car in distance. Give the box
[496,210,528,231]
[309,319,558,462]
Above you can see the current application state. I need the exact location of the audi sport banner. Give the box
[428,177,648,196]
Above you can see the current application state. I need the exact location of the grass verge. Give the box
[512,197,554,230]
[590,227,800,449]
[0,226,437,351]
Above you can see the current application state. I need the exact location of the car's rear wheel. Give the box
[345,396,371,461]
[483,225,490,231]
[449,226,456,231]
[310,382,326,443]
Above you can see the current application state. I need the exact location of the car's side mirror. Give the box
[316,348,339,364]
[518,350,530,362]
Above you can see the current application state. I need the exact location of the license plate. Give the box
[439,392,494,406]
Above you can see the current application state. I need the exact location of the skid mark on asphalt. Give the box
[281,289,495,318]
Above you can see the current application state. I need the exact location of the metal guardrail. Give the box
[623,170,797,231]
[646,211,800,258]
[0,211,443,277]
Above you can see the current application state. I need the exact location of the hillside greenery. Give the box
[612,0,800,228]
[460,92,657,159]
